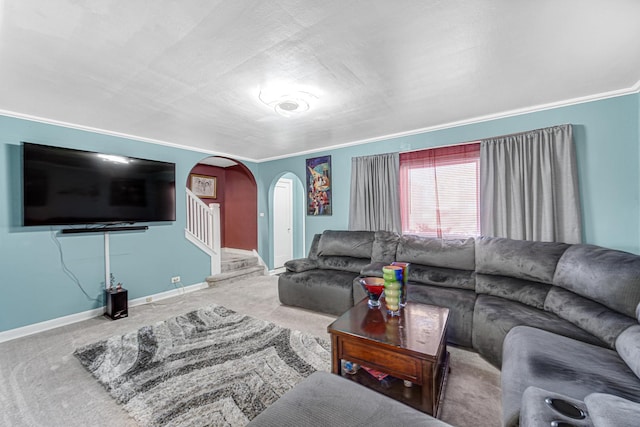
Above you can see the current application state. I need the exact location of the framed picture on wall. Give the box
[190,174,217,198]
[306,155,331,215]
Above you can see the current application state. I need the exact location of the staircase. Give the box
[185,189,266,282]
[185,188,222,275]
[205,249,266,286]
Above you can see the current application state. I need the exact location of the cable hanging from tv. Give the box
[50,230,100,302]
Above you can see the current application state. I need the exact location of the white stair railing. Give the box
[185,188,221,275]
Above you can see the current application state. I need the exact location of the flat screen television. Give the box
[23,142,176,226]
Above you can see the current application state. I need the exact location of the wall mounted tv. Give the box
[22,142,176,226]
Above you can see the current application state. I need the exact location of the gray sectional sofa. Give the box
[276,229,640,426]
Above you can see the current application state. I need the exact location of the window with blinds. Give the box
[399,143,480,238]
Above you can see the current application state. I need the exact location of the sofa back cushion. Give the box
[316,256,371,274]
[395,235,475,291]
[317,230,374,259]
[371,230,400,263]
[396,235,475,270]
[476,274,551,309]
[545,287,637,348]
[475,236,569,283]
[553,244,640,318]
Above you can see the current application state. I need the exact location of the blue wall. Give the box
[257,94,640,265]
[0,115,257,332]
[2,92,639,333]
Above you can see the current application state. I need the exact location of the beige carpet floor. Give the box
[0,275,501,426]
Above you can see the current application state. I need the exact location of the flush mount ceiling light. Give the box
[258,88,318,118]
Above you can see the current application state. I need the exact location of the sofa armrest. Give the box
[518,386,589,427]
[585,393,640,427]
[284,258,318,273]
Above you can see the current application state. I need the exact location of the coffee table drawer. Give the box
[341,339,422,382]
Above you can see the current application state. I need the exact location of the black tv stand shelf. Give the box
[61,226,148,234]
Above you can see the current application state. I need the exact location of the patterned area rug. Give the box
[74,304,331,426]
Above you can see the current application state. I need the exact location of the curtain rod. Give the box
[398,123,571,154]
[399,139,480,154]
[479,123,571,142]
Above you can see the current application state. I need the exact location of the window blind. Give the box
[399,143,480,238]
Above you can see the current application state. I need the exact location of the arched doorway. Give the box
[187,156,258,250]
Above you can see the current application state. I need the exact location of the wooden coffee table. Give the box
[327,298,450,417]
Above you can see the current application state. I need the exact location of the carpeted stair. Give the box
[206,249,266,286]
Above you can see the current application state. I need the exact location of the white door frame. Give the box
[273,178,294,268]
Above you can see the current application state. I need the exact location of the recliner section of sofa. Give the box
[406,284,476,347]
[473,236,593,366]
[278,231,375,315]
[548,244,640,342]
[394,234,476,347]
[470,236,640,367]
[472,294,605,367]
[352,231,477,347]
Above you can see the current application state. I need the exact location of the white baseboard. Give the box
[0,307,106,345]
[128,282,208,307]
[0,281,208,344]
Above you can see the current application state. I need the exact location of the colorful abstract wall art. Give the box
[306,155,332,215]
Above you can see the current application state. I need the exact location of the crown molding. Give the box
[2,80,639,165]
[259,81,640,163]
[0,109,254,163]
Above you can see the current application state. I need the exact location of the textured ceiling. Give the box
[1,1,639,162]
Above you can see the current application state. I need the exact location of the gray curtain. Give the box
[480,124,582,243]
[349,153,401,233]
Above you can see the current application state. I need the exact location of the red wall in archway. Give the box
[225,165,257,250]
[188,161,257,250]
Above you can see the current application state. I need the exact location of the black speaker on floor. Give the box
[105,288,128,320]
